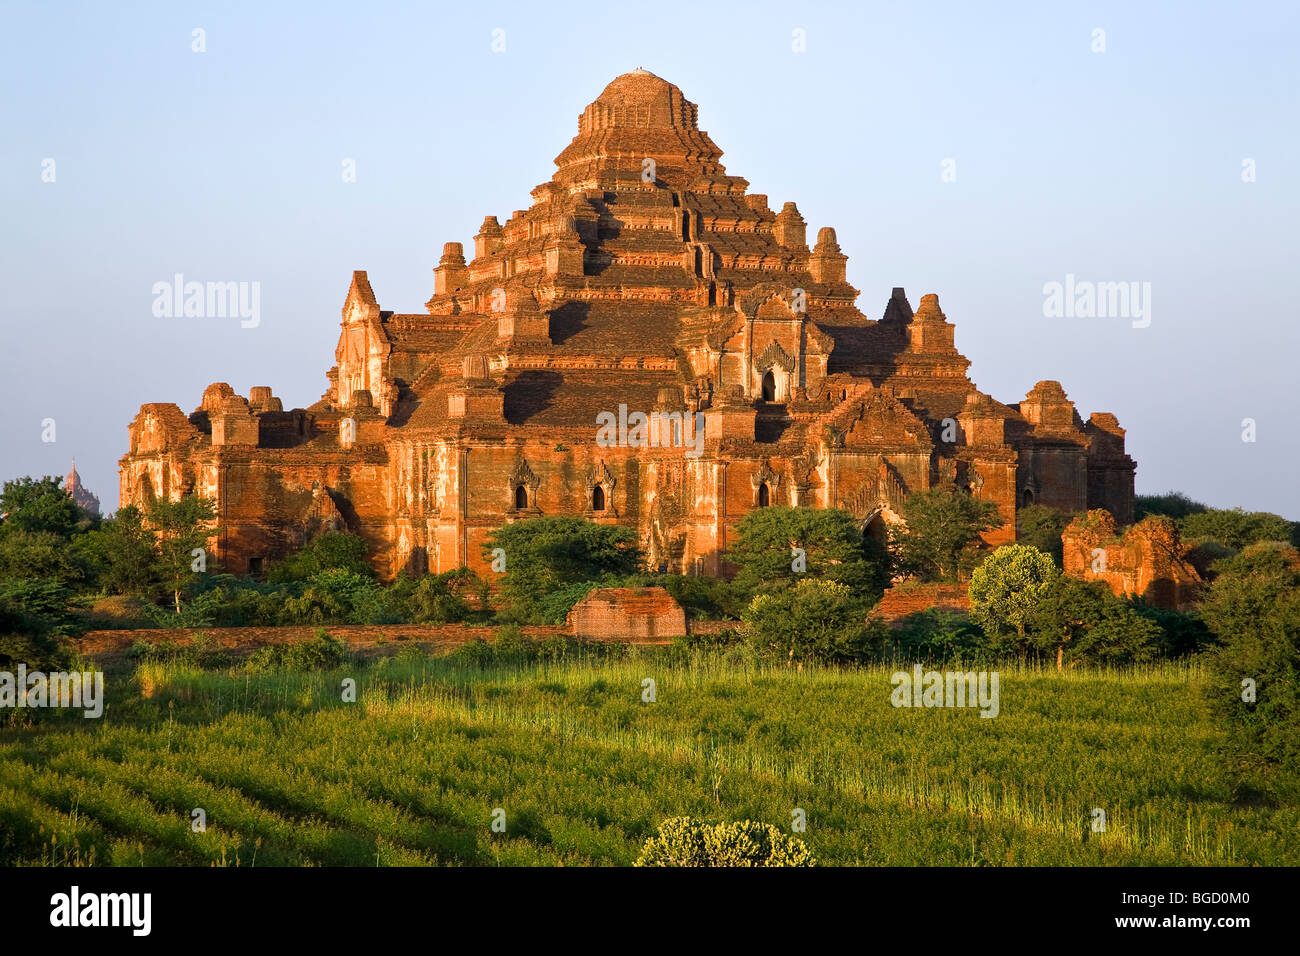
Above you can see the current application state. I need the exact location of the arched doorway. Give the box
[592,485,605,511]
[863,512,888,545]
[515,485,529,510]
[761,370,776,402]
[757,482,770,507]
[1022,488,1035,507]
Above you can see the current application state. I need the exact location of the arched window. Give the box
[758,482,770,507]
[761,370,776,402]
[515,485,529,510]
[592,485,606,511]
[1022,489,1035,507]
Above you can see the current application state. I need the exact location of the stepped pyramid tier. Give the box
[118,71,1136,578]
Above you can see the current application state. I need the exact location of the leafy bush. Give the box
[634,817,815,867]
[245,630,348,672]
[741,579,876,664]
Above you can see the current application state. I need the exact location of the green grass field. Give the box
[2,648,1296,866]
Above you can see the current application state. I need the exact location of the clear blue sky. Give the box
[2,0,1296,517]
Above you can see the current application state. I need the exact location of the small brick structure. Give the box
[871,584,970,622]
[567,586,687,641]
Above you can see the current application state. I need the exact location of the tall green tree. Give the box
[892,489,1002,582]
[146,495,217,613]
[76,505,159,597]
[726,506,889,607]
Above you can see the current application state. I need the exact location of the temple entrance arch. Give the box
[761,370,776,402]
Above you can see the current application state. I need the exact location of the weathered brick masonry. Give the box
[120,70,1136,578]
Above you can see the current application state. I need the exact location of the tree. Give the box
[635,817,816,867]
[1024,575,1160,669]
[1179,508,1295,552]
[76,505,159,597]
[892,489,1002,582]
[485,517,641,623]
[0,476,82,538]
[145,495,216,613]
[968,545,1059,643]
[726,506,889,608]
[1199,543,1300,775]
[1015,504,1076,567]
[741,578,876,664]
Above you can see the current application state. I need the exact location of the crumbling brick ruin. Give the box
[1062,509,1202,610]
[119,70,1136,578]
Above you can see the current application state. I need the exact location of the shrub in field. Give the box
[635,817,815,867]
[741,579,875,664]
[446,637,496,668]
[245,630,348,672]
[282,630,347,670]
[1199,543,1300,774]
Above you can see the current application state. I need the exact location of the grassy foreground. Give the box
[1,649,1296,866]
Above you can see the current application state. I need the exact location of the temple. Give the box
[119,69,1136,579]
